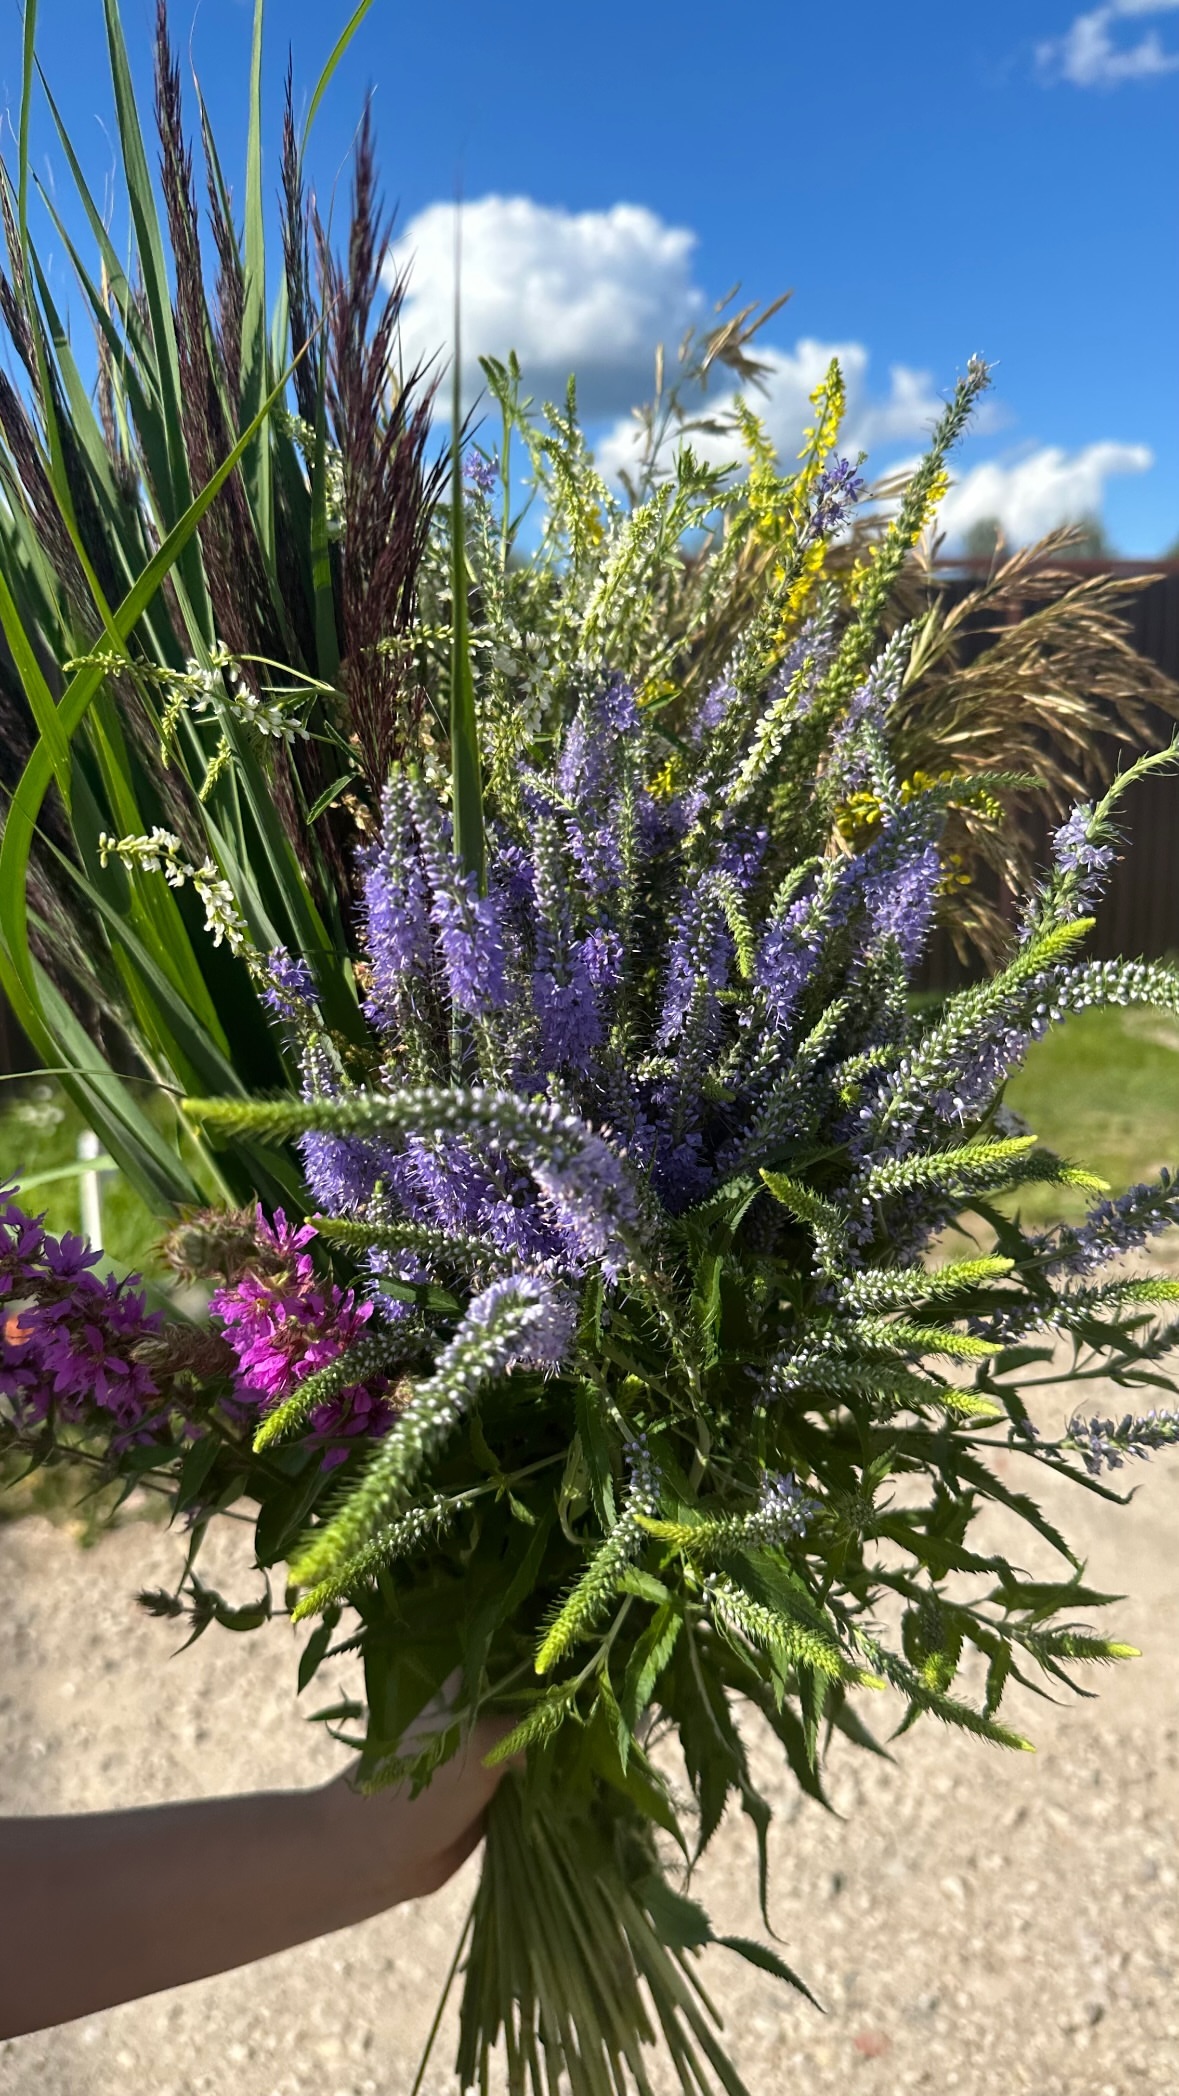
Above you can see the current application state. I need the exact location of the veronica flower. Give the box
[463,451,498,496]
[406,776,509,1017]
[1053,1170,1179,1277]
[858,836,943,970]
[299,1041,382,1216]
[657,872,733,1049]
[529,819,607,1078]
[1067,1407,1179,1475]
[261,946,317,1020]
[744,1470,821,1546]
[805,456,866,540]
[1049,804,1117,922]
[360,773,435,1029]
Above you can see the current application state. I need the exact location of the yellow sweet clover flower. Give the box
[638,675,679,712]
[648,756,681,802]
[834,790,886,847]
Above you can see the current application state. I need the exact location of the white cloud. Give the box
[1037,0,1179,86]
[935,441,1153,543]
[594,338,957,482]
[387,196,704,418]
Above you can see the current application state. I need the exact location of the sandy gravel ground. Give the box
[3,1334,1179,2096]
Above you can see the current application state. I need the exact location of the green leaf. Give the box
[174,1433,221,1515]
[297,1607,343,1695]
[574,1382,617,1528]
[449,320,485,889]
[717,1936,823,2011]
[617,1568,671,1605]
[621,1605,682,1730]
[300,0,376,150]
[307,772,355,823]
[239,0,272,570]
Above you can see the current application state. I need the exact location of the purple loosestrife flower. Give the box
[0,1187,47,1299]
[210,1209,393,1466]
[0,1186,161,1442]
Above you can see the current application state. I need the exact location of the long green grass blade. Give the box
[100,0,209,632]
[449,303,484,888]
[18,0,36,252]
[0,356,301,1061]
[33,967,204,1208]
[300,0,375,149]
[0,568,70,795]
[239,0,273,573]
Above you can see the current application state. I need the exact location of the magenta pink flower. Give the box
[0,1184,162,1443]
[209,1208,394,1463]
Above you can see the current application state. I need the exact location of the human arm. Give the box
[0,1719,508,2040]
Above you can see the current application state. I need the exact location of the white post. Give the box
[77,1128,104,1246]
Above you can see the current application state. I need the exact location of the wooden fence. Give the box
[2,563,1177,1077]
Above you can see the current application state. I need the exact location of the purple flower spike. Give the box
[210,1207,394,1463]
[463,451,498,496]
[806,456,866,540]
[261,946,317,1020]
[360,775,436,1030]
[1,1183,161,1443]
[1051,805,1116,920]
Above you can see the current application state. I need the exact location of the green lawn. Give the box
[2,1080,168,1282]
[1001,1004,1179,1229]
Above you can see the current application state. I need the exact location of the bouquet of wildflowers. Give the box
[10,374,1179,2087]
[5,9,1179,2090]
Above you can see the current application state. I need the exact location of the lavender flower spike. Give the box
[405,776,509,1017]
[1067,1407,1179,1476]
[261,946,317,1020]
[1050,803,1116,921]
[360,774,435,1030]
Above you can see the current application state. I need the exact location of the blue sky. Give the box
[8,0,1178,550]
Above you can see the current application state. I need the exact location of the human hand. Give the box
[318,1715,517,1907]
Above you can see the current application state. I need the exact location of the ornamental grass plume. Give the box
[4,8,1179,2093]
